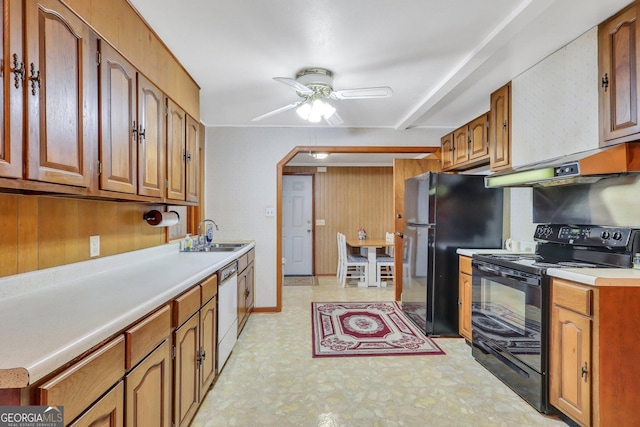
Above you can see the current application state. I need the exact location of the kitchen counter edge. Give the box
[0,241,255,389]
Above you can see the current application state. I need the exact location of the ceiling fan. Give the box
[251,68,393,126]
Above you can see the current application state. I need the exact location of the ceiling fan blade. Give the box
[325,111,344,127]
[332,86,393,100]
[251,100,304,122]
[273,77,314,95]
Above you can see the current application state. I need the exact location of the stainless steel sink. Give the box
[181,242,248,252]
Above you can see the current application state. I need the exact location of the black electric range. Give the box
[470,224,640,414]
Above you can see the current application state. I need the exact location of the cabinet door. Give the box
[24,0,95,187]
[246,262,254,313]
[237,269,248,333]
[125,339,171,427]
[489,82,511,171]
[440,133,454,170]
[453,125,469,165]
[550,305,592,427]
[599,4,640,144]
[199,296,217,392]
[458,271,472,341]
[69,381,124,427]
[98,41,136,194]
[0,0,23,178]
[166,98,186,200]
[173,313,200,427]
[468,114,489,161]
[138,74,165,198]
[185,115,199,202]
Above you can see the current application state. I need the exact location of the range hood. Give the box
[485,142,640,188]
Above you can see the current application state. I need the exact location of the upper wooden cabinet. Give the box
[489,82,511,171]
[167,99,200,203]
[441,113,490,172]
[138,74,166,198]
[99,41,137,194]
[0,0,200,205]
[185,116,200,203]
[24,0,97,187]
[0,0,23,179]
[98,42,166,198]
[440,133,454,169]
[599,2,640,146]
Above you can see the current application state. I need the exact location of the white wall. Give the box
[203,127,439,308]
[508,27,599,241]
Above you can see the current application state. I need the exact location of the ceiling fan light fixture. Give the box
[296,102,312,120]
[309,151,329,160]
[296,99,336,123]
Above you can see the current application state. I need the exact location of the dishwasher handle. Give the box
[220,261,238,282]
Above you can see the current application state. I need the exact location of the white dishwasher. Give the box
[217,260,238,372]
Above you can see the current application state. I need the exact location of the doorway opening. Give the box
[275,145,439,312]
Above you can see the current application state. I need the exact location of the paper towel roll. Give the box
[144,210,180,227]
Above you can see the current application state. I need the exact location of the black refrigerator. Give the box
[401,172,503,337]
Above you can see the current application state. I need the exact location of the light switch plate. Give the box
[265,208,275,217]
[316,219,325,226]
[90,235,100,257]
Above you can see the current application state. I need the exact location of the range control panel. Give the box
[535,224,633,247]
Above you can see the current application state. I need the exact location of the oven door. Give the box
[471,259,548,413]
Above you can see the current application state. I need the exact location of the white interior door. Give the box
[282,175,313,275]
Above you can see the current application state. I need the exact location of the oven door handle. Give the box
[476,339,530,379]
[476,264,524,282]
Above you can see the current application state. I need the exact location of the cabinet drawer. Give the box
[201,273,218,303]
[125,305,171,370]
[238,253,249,273]
[552,279,593,316]
[174,285,201,327]
[247,248,255,264]
[38,335,125,425]
[459,255,472,275]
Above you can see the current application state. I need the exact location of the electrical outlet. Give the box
[265,208,275,217]
[90,235,100,257]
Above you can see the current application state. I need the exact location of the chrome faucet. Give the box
[197,219,219,246]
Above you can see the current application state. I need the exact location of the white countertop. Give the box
[0,241,255,389]
[456,248,535,257]
[547,267,640,286]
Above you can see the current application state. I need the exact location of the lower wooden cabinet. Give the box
[125,339,172,427]
[173,274,218,427]
[238,249,255,334]
[38,335,125,425]
[550,278,640,426]
[457,255,472,341]
[68,381,124,427]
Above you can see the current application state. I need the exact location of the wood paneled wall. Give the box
[0,194,164,278]
[284,166,394,275]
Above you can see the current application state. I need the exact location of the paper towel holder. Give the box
[143,210,180,227]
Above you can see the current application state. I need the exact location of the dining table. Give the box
[346,238,394,287]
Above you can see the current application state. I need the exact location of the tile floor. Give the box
[191,277,567,427]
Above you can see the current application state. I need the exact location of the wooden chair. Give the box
[337,232,368,287]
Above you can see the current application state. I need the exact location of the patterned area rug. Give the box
[311,302,445,358]
[284,276,319,286]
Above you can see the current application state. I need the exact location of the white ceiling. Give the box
[128,0,630,132]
